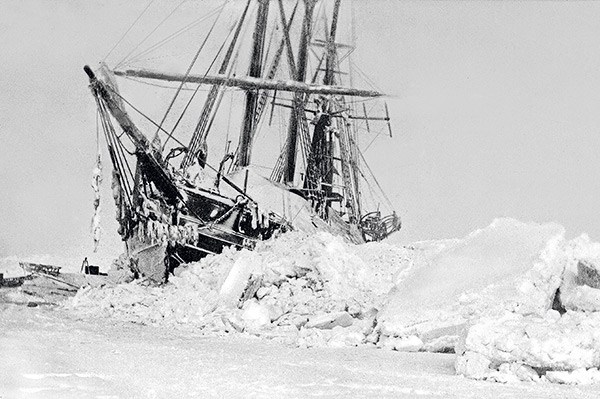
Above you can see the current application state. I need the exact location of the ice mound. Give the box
[455,311,600,383]
[456,233,600,384]
[376,218,566,352]
[558,235,600,312]
[67,231,413,347]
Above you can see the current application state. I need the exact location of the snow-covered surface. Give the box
[560,236,600,312]
[7,217,600,391]
[3,304,600,398]
[377,218,566,350]
[455,310,600,383]
[67,232,413,348]
[0,253,114,278]
[454,229,600,383]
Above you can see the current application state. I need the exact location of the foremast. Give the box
[283,0,316,184]
[237,0,271,167]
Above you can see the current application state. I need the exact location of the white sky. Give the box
[2,0,600,261]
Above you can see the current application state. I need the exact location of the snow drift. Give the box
[455,232,600,384]
[68,231,413,347]
[65,217,600,384]
[376,218,566,352]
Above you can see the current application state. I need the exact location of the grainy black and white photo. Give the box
[2,0,600,397]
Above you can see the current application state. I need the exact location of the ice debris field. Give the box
[60,218,600,385]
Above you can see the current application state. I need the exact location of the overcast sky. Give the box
[2,0,600,263]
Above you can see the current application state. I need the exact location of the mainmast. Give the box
[237,0,270,167]
[303,0,343,217]
[324,0,341,86]
[284,0,316,184]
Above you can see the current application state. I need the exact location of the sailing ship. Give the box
[85,0,401,282]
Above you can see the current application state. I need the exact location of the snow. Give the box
[0,252,115,278]
[7,217,600,391]
[456,311,600,377]
[376,218,566,351]
[3,305,600,398]
[67,231,413,348]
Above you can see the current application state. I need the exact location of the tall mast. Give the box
[284,0,316,184]
[322,0,341,206]
[237,0,270,167]
[324,0,341,86]
[303,0,342,216]
[324,0,361,220]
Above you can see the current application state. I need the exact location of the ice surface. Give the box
[59,217,600,385]
[7,306,600,398]
[68,231,413,348]
[376,218,565,351]
[558,236,600,312]
[454,230,600,384]
[0,253,114,277]
[456,310,600,383]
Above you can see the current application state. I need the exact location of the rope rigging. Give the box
[155,3,227,149]
[103,0,157,63]
[163,19,237,152]
[181,1,252,170]
[125,3,228,67]
[115,0,189,69]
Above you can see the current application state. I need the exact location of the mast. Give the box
[84,65,150,152]
[237,0,270,167]
[84,64,180,204]
[284,0,316,184]
[302,0,342,216]
[324,0,341,86]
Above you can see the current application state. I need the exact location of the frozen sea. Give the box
[2,304,599,399]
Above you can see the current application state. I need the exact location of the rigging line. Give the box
[95,108,100,155]
[126,3,226,66]
[186,0,250,167]
[223,90,234,156]
[362,126,385,153]
[357,148,394,210]
[352,102,376,133]
[99,100,135,191]
[163,18,237,150]
[128,5,225,65]
[115,0,188,69]
[219,33,245,161]
[116,129,138,156]
[351,61,381,92]
[104,86,188,149]
[107,114,136,185]
[103,0,157,63]
[337,47,355,65]
[156,4,226,147]
[113,132,136,191]
[97,100,133,205]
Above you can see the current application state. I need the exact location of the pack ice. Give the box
[68,231,414,348]
[372,218,600,384]
[66,218,600,384]
[376,218,566,352]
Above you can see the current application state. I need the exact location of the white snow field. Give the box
[3,218,600,396]
[2,305,599,399]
